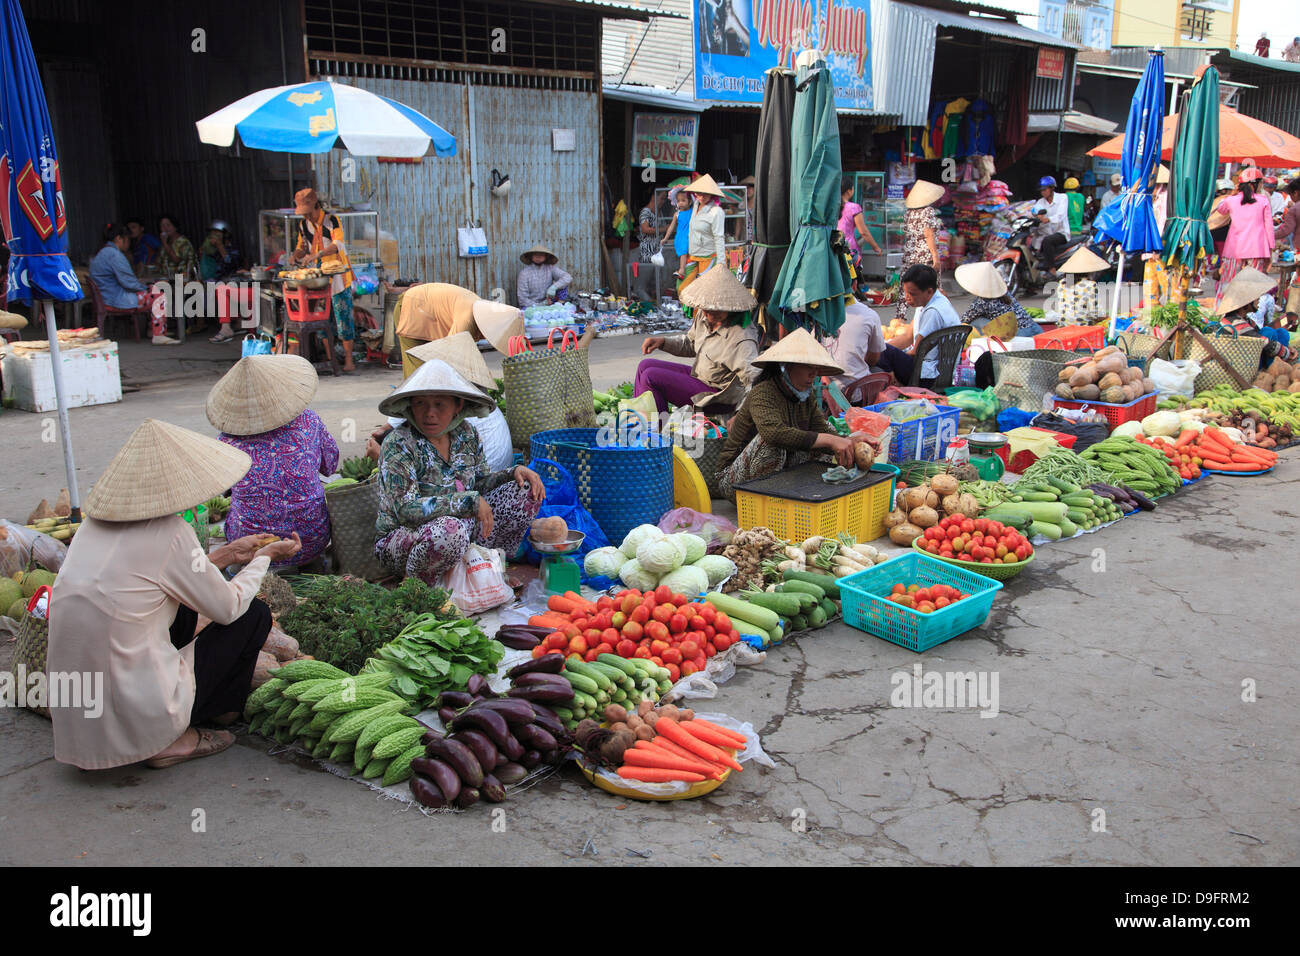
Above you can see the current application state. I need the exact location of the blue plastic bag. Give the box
[996,406,1036,432]
[515,458,611,572]
[241,331,274,357]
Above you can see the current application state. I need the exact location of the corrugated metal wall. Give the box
[601,0,694,92]
[316,70,600,299]
[870,0,937,127]
[1235,79,1300,140]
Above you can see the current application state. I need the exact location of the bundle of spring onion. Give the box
[1015,448,1115,489]
[762,533,891,579]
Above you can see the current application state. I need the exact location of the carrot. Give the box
[1174,429,1198,449]
[687,718,747,748]
[528,613,570,630]
[680,719,747,752]
[1205,460,1257,472]
[624,747,724,779]
[657,717,743,772]
[616,766,706,783]
[547,594,588,615]
[1202,427,1237,452]
[649,737,729,773]
[563,591,599,614]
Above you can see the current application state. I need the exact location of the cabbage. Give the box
[1141,410,1182,437]
[637,537,685,575]
[658,564,709,596]
[669,532,707,565]
[619,523,664,559]
[618,558,659,592]
[1111,421,1144,439]
[692,554,736,588]
[583,546,626,577]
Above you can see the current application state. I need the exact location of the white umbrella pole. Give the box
[41,300,81,521]
[1109,252,1126,321]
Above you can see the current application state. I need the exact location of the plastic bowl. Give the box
[576,752,733,801]
[911,538,1034,580]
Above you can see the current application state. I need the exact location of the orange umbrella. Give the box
[1088,106,1300,167]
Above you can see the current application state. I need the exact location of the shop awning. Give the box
[1028,110,1118,136]
[603,83,706,113]
[554,0,685,22]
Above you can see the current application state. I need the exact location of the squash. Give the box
[1140,377,1155,394]
[1098,372,1123,391]
[1289,380,1300,393]
[1055,383,1075,400]
[929,473,959,497]
[1058,367,1076,383]
[1095,353,1127,376]
[1072,384,1101,401]
[889,522,923,546]
[1253,373,1276,391]
[1100,386,1126,404]
[1267,357,1292,379]
[530,516,569,544]
[1068,368,1093,389]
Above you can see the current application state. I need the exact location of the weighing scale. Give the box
[963,432,1007,481]
[531,530,585,595]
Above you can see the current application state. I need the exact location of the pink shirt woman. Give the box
[1218,190,1276,261]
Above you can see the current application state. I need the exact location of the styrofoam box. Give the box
[1,342,122,412]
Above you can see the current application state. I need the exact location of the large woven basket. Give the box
[992,348,1090,412]
[325,476,386,581]
[530,427,674,546]
[1152,325,1265,392]
[13,611,50,718]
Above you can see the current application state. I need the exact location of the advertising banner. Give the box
[694,0,874,111]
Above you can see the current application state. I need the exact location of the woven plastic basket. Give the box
[992,348,1090,412]
[325,476,386,581]
[530,427,674,547]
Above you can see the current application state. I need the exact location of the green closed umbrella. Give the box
[769,56,852,335]
[1162,67,1219,275]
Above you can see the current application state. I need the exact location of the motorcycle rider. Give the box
[1031,176,1071,276]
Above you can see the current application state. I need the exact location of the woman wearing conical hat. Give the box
[678,174,728,299]
[206,354,338,568]
[895,180,946,322]
[716,329,875,501]
[954,261,1042,337]
[516,244,573,309]
[48,420,301,771]
[638,264,761,414]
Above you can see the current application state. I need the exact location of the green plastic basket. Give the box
[911,538,1034,580]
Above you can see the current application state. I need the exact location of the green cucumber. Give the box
[1057,516,1079,536]
[739,590,805,617]
[1060,493,1097,508]
[595,653,639,677]
[791,613,809,631]
[705,592,780,632]
[1029,521,1062,540]
[782,568,841,598]
[1017,491,1060,502]
[981,506,1035,531]
[1044,476,1080,494]
[564,658,613,692]
[1066,508,1092,524]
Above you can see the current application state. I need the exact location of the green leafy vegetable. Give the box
[361,615,503,706]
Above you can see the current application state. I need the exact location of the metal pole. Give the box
[1109,245,1126,320]
[41,300,81,521]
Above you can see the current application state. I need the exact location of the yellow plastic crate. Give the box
[735,463,899,544]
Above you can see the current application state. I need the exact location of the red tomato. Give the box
[665,663,681,681]
[698,604,718,623]
[583,649,599,662]
[641,594,656,612]
[583,628,602,644]
[568,635,588,655]
[621,620,644,641]
[891,583,906,595]
[974,518,988,534]
[681,660,699,676]
[620,594,641,615]
[599,627,618,646]
[671,593,690,606]
[596,596,614,611]
[1015,543,1031,561]
[630,604,651,625]
[654,584,672,603]
[961,518,975,534]
[704,624,717,639]
[915,588,931,604]
[662,647,682,665]
[713,634,730,652]
[650,638,670,654]
[680,640,699,658]
[633,645,652,659]
[713,612,732,633]
[934,595,950,608]
[669,613,688,634]
[651,604,673,624]
[531,644,546,659]
[615,638,637,657]
[650,656,664,668]
[981,556,994,563]
[546,633,567,650]
[689,616,708,632]
[946,526,962,541]
[645,621,669,643]
[704,643,717,658]
[594,643,615,658]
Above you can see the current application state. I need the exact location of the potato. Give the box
[604,703,628,724]
[924,489,940,509]
[637,699,654,716]
[854,442,876,470]
[609,721,630,735]
[929,473,959,496]
[657,704,680,721]
[899,486,929,511]
[909,505,939,528]
[634,725,657,741]
[941,493,961,515]
[678,709,695,721]
[889,522,923,545]
[884,508,909,529]
[625,714,644,731]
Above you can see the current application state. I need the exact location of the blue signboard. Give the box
[694,0,874,111]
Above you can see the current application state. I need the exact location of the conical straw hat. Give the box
[407,331,495,389]
[84,419,252,522]
[1059,246,1110,274]
[0,309,28,330]
[1215,267,1276,316]
[205,354,317,436]
[378,359,495,423]
[519,244,558,265]
[954,261,1007,299]
[678,264,757,312]
[753,327,844,376]
[905,180,945,209]
[472,300,524,353]
[684,174,724,199]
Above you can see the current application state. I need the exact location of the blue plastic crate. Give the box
[862,402,962,463]
[838,552,1003,652]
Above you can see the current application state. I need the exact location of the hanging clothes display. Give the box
[941,97,971,159]
[961,98,996,158]
[1003,57,1032,146]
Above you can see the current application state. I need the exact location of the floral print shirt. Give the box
[376,420,515,536]
[902,207,942,266]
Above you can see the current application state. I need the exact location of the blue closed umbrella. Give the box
[1,0,82,514]
[1092,49,1165,318]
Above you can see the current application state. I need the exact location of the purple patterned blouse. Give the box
[220,409,339,566]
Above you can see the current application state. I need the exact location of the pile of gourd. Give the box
[1054,346,1154,405]
[883,473,980,546]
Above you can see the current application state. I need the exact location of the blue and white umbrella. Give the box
[196,80,456,158]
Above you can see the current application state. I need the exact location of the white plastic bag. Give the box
[1149,357,1202,397]
[0,520,68,577]
[444,545,512,615]
[469,407,515,472]
[457,223,488,258]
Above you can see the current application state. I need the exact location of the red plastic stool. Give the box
[283,286,332,321]
[281,287,339,375]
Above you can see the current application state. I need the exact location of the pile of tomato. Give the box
[1134,434,1202,480]
[915,515,1034,564]
[887,582,968,613]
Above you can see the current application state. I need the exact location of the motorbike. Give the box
[992,216,1091,297]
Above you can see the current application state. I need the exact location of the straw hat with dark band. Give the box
[471,300,524,353]
[679,264,757,313]
[519,244,558,265]
[205,354,318,436]
[406,331,495,390]
[379,359,495,423]
[84,419,251,522]
[1215,267,1276,316]
[684,174,724,199]
[752,328,844,376]
[905,180,945,209]
[1059,246,1110,275]
[954,261,1007,300]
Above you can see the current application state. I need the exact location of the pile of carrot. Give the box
[526,592,598,632]
[615,717,747,784]
[1179,426,1277,474]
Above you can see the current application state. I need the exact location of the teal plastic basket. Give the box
[838,552,1003,652]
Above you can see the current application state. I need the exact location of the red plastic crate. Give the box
[1051,392,1157,431]
[996,427,1077,473]
[1034,324,1105,351]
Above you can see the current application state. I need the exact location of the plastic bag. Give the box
[469,407,515,473]
[444,545,512,615]
[657,507,738,552]
[1149,358,1202,398]
[0,520,68,578]
[943,386,998,420]
[844,407,891,439]
[516,458,611,567]
[996,406,1037,432]
[885,399,939,423]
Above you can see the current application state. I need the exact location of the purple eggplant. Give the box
[437,706,458,725]
[493,761,528,785]
[450,730,499,774]
[424,736,484,789]
[466,674,496,698]
[526,702,567,738]
[519,749,542,770]
[469,698,536,725]
[498,623,552,639]
[437,691,475,710]
[1126,488,1157,511]
[480,773,506,803]
[410,774,449,808]
[496,633,540,650]
[511,671,574,690]
[454,787,480,809]
[411,758,461,803]
[449,708,512,749]
[516,723,558,752]
[507,653,566,679]
[497,732,525,761]
[506,684,576,705]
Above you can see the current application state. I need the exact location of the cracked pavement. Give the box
[2,333,1298,865]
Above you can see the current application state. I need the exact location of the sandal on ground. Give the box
[210,331,235,343]
[145,728,235,768]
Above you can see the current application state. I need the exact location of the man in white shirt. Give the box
[823,299,885,387]
[1032,175,1071,271]
[1264,177,1287,218]
[900,264,962,385]
[1099,173,1123,209]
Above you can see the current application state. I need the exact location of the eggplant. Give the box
[466,674,496,698]
[420,731,440,746]
[525,702,567,738]
[411,758,461,803]
[506,684,576,705]
[496,632,541,650]
[507,653,566,679]
[1126,488,1157,511]
[511,672,574,690]
[449,730,499,773]
[437,706,458,725]
[518,749,542,770]
[449,708,512,749]
[497,623,552,639]
[516,723,557,752]
[493,761,528,785]
[497,732,525,761]
[469,698,536,725]
[437,691,475,710]
[454,787,480,809]
[480,773,507,803]
[409,774,449,809]
[424,736,484,789]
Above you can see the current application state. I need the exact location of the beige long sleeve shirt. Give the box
[688,203,727,262]
[48,517,269,770]
[661,313,760,408]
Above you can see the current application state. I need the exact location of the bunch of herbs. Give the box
[362,615,503,706]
